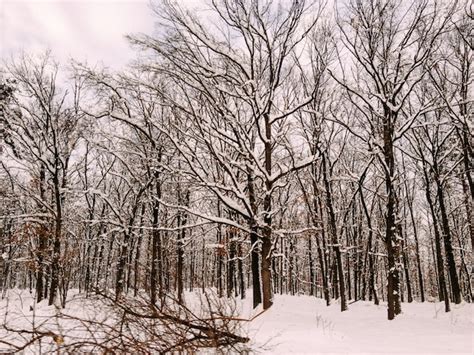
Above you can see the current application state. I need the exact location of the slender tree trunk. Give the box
[460,174,474,252]
[176,189,188,304]
[279,237,284,295]
[238,242,245,299]
[115,231,130,300]
[115,184,148,301]
[422,162,450,312]
[408,194,425,302]
[48,168,62,306]
[227,229,236,298]
[217,206,224,298]
[308,236,316,296]
[94,244,102,290]
[401,225,413,303]
[456,234,473,302]
[322,152,347,311]
[36,165,47,303]
[150,177,162,304]
[247,169,262,308]
[133,204,145,297]
[436,175,462,304]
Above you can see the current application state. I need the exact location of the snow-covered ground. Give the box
[1,290,472,354]
[245,295,473,354]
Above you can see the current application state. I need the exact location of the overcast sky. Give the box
[1,0,158,68]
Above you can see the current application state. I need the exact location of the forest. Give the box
[0,0,472,353]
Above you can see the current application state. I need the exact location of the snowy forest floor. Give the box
[248,295,472,354]
[0,290,472,354]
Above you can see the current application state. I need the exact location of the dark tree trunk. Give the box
[382,108,401,320]
[227,230,236,298]
[308,236,316,296]
[436,176,462,304]
[322,152,347,311]
[48,168,62,306]
[115,231,130,301]
[247,169,262,308]
[217,221,224,298]
[150,177,162,304]
[261,113,273,310]
[133,204,146,297]
[176,189,188,304]
[261,231,273,309]
[422,161,450,312]
[400,225,413,303]
[408,193,425,302]
[115,184,148,301]
[36,165,47,303]
[238,242,245,299]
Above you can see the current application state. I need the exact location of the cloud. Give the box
[1,0,156,68]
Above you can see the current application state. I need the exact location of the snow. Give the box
[0,290,114,354]
[245,295,473,354]
[1,290,472,354]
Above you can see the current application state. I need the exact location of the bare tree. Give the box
[128,0,322,309]
[3,52,85,306]
[333,0,456,319]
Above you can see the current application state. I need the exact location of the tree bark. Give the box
[383,108,401,320]
[422,161,450,312]
[322,152,347,311]
[435,174,462,304]
[150,175,162,304]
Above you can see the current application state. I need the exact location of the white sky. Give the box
[1,0,158,68]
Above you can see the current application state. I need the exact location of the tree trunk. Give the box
[308,236,316,296]
[238,242,245,299]
[261,113,273,310]
[176,189,188,304]
[150,177,162,304]
[247,167,262,308]
[250,230,261,307]
[436,176,462,304]
[401,225,413,303]
[115,231,130,301]
[408,193,425,302]
[217,215,223,298]
[322,152,347,311]
[422,162,450,312]
[227,230,236,298]
[383,109,401,320]
[133,204,146,297]
[261,231,273,309]
[48,168,62,306]
[36,164,47,303]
